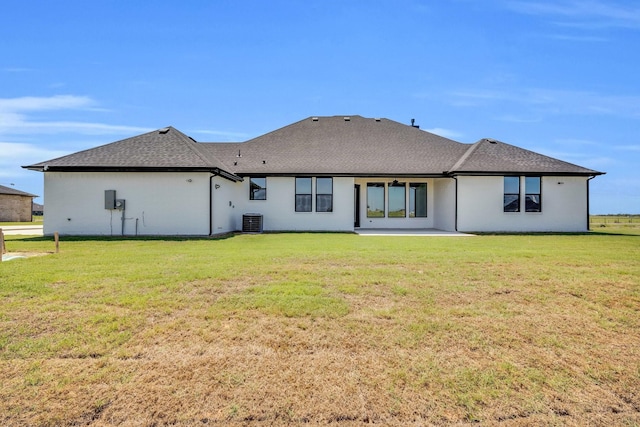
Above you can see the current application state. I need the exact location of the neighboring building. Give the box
[23,116,604,235]
[32,203,44,216]
[0,185,37,222]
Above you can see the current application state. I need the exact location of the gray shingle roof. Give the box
[23,116,603,177]
[449,138,602,175]
[24,127,226,170]
[0,185,37,197]
[202,116,469,176]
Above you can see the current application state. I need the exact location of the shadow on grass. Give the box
[6,233,238,243]
[459,230,640,237]
[7,230,638,244]
[7,230,357,243]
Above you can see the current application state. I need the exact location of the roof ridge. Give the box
[191,141,237,172]
[447,139,483,172]
[243,116,315,144]
[169,127,212,166]
[171,128,240,173]
[242,115,368,144]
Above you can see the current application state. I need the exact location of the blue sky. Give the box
[1,0,638,213]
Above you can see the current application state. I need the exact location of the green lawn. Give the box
[590,214,640,231]
[0,216,43,227]
[1,232,639,425]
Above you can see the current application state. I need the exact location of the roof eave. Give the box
[447,171,605,177]
[23,165,242,180]
[234,171,450,178]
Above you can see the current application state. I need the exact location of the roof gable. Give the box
[450,138,602,175]
[23,127,228,171]
[0,184,37,197]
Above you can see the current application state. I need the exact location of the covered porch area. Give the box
[355,228,473,236]
[353,177,456,232]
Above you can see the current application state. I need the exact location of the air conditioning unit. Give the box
[242,213,263,233]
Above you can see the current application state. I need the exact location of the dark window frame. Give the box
[295,177,313,212]
[409,182,428,218]
[367,183,385,218]
[525,176,542,212]
[388,181,406,218]
[249,176,267,201]
[315,177,333,213]
[503,176,520,212]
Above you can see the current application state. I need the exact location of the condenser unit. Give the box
[242,213,263,233]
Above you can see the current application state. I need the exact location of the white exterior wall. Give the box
[211,176,242,234]
[433,178,456,231]
[43,172,212,235]
[355,178,434,229]
[234,176,355,231]
[456,175,589,232]
[42,171,590,236]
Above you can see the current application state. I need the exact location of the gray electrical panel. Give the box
[105,190,116,209]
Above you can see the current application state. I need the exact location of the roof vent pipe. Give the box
[411,119,419,129]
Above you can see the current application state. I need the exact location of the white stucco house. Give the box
[24,115,603,236]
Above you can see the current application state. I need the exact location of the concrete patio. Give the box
[355,228,474,237]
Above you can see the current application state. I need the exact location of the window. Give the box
[504,176,520,212]
[409,183,427,217]
[367,183,385,217]
[316,178,333,212]
[250,177,266,200]
[525,177,541,212]
[388,182,406,218]
[295,177,312,212]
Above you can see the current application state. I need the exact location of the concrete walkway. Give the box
[356,228,474,236]
[0,225,44,236]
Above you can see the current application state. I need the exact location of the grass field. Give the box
[590,215,640,231]
[0,216,43,227]
[1,232,639,426]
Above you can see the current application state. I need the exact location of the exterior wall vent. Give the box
[242,213,263,233]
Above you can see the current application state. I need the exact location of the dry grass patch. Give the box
[0,233,639,425]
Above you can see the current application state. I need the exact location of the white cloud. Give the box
[0,95,151,135]
[554,138,601,146]
[615,144,640,152]
[545,34,608,42]
[2,119,152,135]
[0,95,94,112]
[448,87,640,118]
[1,67,33,73]
[506,0,640,30]
[423,127,464,139]
[190,129,251,140]
[534,147,615,169]
[0,142,69,168]
[494,114,542,123]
